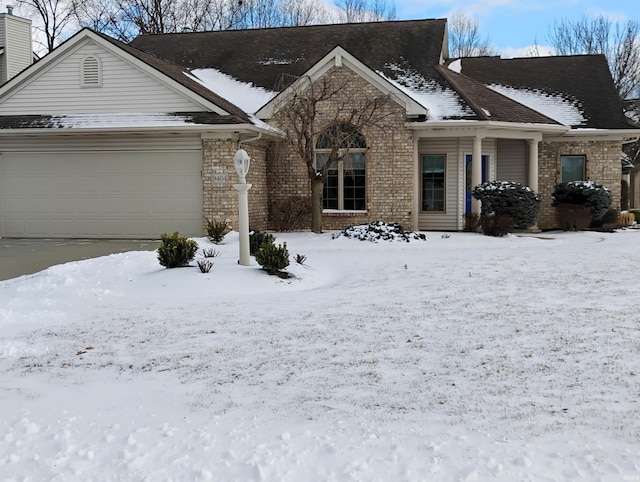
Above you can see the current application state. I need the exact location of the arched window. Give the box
[315,123,367,211]
[81,55,102,87]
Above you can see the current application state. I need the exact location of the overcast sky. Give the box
[394,0,638,58]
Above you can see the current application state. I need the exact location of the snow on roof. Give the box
[188,69,276,115]
[448,59,462,74]
[47,113,219,129]
[378,64,473,121]
[487,84,587,127]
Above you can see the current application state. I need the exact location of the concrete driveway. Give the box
[0,238,159,281]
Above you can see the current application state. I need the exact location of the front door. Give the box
[465,154,488,213]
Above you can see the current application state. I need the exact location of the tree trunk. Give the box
[311,178,324,233]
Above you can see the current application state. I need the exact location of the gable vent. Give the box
[82,55,102,87]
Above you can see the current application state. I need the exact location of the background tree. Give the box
[271,70,396,232]
[447,10,497,58]
[332,0,396,23]
[547,15,640,99]
[17,0,74,52]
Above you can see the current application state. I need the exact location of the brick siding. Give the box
[537,140,622,230]
[267,66,415,231]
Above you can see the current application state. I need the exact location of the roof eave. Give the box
[0,123,278,136]
[406,120,569,137]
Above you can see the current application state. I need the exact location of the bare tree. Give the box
[17,0,74,52]
[447,10,496,58]
[272,70,396,232]
[548,15,640,99]
[332,0,396,23]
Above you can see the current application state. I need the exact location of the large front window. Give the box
[315,124,367,211]
[561,155,586,182]
[422,154,445,212]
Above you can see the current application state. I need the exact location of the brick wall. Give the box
[267,66,414,231]
[537,139,622,229]
[201,137,269,235]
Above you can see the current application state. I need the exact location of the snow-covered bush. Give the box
[552,181,612,225]
[255,240,290,275]
[472,180,541,232]
[332,221,427,242]
[157,232,198,268]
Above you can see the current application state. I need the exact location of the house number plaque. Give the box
[212,172,228,186]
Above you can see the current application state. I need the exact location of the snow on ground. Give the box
[1,229,639,481]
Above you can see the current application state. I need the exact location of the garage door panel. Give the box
[0,150,202,238]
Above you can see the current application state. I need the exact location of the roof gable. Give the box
[256,45,428,120]
[0,29,249,122]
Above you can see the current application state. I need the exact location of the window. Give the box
[422,154,445,211]
[315,124,367,211]
[82,55,102,87]
[561,155,585,182]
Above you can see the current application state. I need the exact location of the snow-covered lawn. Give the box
[1,229,639,481]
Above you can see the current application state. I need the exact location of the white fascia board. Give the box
[407,120,569,139]
[543,128,640,142]
[256,45,427,120]
[0,122,277,137]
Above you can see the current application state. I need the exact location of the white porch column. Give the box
[412,135,420,231]
[527,139,539,192]
[471,135,483,214]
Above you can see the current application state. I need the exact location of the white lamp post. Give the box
[233,148,252,266]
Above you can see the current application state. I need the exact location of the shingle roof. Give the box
[129,19,447,91]
[435,66,561,124]
[458,55,631,129]
[0,112,245,130]
[93,30,251,123]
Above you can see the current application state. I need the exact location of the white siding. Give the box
[418,138,461,231]
[417,137,498,231]
[496,139,527,183]
[4,15,33,82]
[0,39,204,115]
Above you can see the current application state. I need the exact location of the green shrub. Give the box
[157,232,198,268]
[249,230,275,256]
[255,240,290,275]
[630,210,640,223]
[552,181,612,223]
[480,213,513,237]
[472,181,541,231]
[555,204,592,231]
[206,218,230,244]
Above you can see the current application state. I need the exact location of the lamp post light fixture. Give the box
[233,148,252,266]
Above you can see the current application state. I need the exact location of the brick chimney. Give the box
[0,6,33,84]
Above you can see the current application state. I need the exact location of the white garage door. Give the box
[0,149,203,238]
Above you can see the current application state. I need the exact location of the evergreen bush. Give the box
[206,218,230,244]
[249,230,275,256]
[255,240,290,275]
[157,232,198,268]
[552,181,612,223]
[472,180,541,231]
